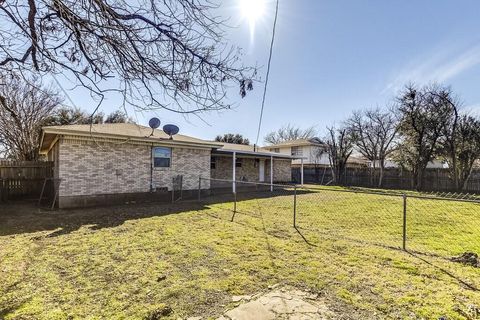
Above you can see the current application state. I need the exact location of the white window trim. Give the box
[152,146,172,169]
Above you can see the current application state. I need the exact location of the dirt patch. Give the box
[451,252,480,268]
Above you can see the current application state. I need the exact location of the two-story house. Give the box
[263,138,330,168]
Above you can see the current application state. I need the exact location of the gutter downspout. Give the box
[150,143,154,192]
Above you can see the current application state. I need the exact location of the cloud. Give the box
[383,43,480,94]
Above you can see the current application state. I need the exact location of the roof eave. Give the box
[41,128,224,149]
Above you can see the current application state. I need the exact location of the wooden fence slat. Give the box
[0,161,54,202]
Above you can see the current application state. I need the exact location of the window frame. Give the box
[152,147,172,168]
[210,156,217,169]
[291,146,303,156]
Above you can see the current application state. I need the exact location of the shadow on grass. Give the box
[407,252,479,292]
[291,223,479,291]
[0,189,316,238]
[209,203,479,293]
[0,201,213,238]
[294,226,318,247]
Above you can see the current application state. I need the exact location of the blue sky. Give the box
[63,0,480,144]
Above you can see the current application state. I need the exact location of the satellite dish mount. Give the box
[148,117,161,137]
[147,118,180,140]
[163,124,180,140]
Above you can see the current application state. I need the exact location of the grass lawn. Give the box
[1,187,479,319]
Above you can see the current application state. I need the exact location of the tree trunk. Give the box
[378,159,385,188]
[460,164,474,192]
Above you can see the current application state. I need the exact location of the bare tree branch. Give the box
[0,75,63,160]
[0,0,256,114]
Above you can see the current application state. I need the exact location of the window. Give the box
[235,158,242,168]
[210,156,216,169]
[273,148,280,153]
[153,147,171,168]
[291,146,303,156]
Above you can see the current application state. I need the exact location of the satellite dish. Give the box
[149,117,161,129]
[163,124,180,139]
[147,117,161,137]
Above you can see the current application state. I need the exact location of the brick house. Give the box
[39,123,297,208]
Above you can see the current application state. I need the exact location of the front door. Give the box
[259,159,265,182]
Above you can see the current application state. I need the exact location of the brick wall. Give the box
[211,156,291,183]
[58,138,211,197]
[269,159,291,182]
[152,147,210,191]
[211,156,259,182]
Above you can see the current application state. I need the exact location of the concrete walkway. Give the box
[216,286,336,320]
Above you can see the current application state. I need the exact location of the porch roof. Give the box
[213,142,303,159]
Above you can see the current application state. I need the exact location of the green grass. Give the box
[1,187,479,319]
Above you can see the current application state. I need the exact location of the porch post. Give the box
[232,151,236,193]
[270,155,273,192]
[301,158,304,186]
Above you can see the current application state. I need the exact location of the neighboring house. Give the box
[346,155,370,168]
[368,159,448,169]
[39,123,295,208]
[263,139,369,168]
[263,138,329,167]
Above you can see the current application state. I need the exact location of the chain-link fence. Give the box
[195,178,480,260]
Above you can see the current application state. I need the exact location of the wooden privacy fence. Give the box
[0,161,54,202]
[292,166,480,193]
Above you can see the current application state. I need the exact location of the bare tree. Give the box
[264,124,317,145]
[0,75,62,160]
[105,110,134,124]
[43,106,104,125]
[0,0,255,114]
[347,107,398,187]
[311,143,329,182]
[441,114,480,191]
[215,133,250,145]
[43,106,135,125]
[396,84,456,190]
[325,126,353,185]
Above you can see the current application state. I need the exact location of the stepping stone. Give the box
[231,295,252,302]
[224,301,275,320]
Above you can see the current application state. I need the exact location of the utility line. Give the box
[255,0,280,146]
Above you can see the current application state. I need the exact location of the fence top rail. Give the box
[0,161,54,166]
[202,177,297,189]
[300,185,480,204]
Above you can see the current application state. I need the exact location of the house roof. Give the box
[347,156,369,165]
[39,123,223,154]
[264,138,326,149]
[39,124,300,159]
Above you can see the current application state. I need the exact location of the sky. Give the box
[62,0,480,145]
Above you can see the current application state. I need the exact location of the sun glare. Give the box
[240,0,266,23]
[239,0,266,43]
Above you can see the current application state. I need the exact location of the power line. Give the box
[255,0,280,146]
[51,74,79,110]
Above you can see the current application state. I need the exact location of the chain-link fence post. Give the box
[171,177,175,204]
[293,185,297,228]
[198,176,201,202]
[233,181,237,214]
[402,193,407,250]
